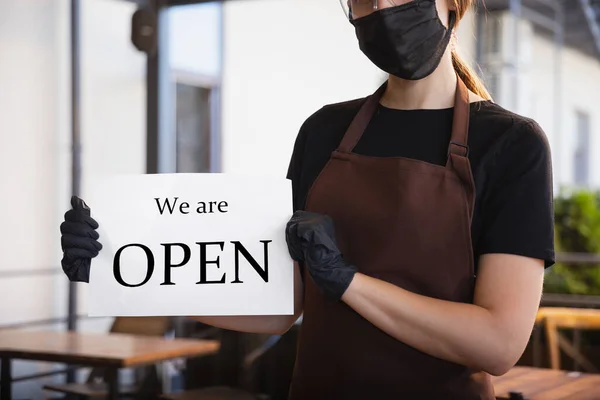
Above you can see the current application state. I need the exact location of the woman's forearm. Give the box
[341,273,510,375]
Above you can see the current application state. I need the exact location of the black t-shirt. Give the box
[286,98,556,272]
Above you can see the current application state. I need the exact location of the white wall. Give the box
[0,0,219,371]
[0,0,145,322]
[220,0,385,176]
[169,2,222,78]
[0,0,145,397]
[0,2,68,398]
[0,0,63,330]
[76,0,147,319]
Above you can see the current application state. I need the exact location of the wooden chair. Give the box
[536,307,600,372]
[43,316,172,399]
[161,333,283,400]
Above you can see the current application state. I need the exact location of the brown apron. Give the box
[288,77,495,400]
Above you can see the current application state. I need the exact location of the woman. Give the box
[60,0,554,398]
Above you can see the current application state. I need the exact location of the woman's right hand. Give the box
[60,196,103,282]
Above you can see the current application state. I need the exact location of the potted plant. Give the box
[545,189,600,295]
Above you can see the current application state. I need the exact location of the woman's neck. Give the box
[380,52,458,110]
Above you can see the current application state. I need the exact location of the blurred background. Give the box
[2,0,600,399]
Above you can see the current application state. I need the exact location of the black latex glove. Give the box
[285,210,357,300]
[285,212,305,263]
[60,196,102,282]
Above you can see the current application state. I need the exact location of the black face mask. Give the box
[350,0,456,81]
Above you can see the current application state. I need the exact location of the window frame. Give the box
[170,68,222,173]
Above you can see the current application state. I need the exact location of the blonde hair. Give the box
[451,0,492,100]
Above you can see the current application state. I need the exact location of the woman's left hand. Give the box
[285,210,357,300]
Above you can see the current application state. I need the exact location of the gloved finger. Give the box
[289,211,340,253]
[285,219,304,261]
[71,195,91,215]
[301,241,333,265]
[60,220,100,240]
[289,210,309,221]
[64,208,99,229]
[297,219,336,244]
[286,215,303,236]
[64,246,99,260]
[65,196,98,228]
[61,233,102,252]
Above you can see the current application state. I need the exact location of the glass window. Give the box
[574,111,591,187]
[175,83,212,173]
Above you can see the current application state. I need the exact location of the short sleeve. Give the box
[477,121,555,268]
[286,124,308,212]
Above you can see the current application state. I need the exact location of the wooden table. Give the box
[493,366,600,399]
[0,329,220,400]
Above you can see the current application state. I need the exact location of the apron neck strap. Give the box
[446,77,475,218]
[337,82,387,154]
[337,76,471,156]
[446,76,470,159]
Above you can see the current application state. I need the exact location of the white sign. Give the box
[87,173,294,317]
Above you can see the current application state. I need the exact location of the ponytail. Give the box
[451,49,492,100]
[450,0,492,100]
